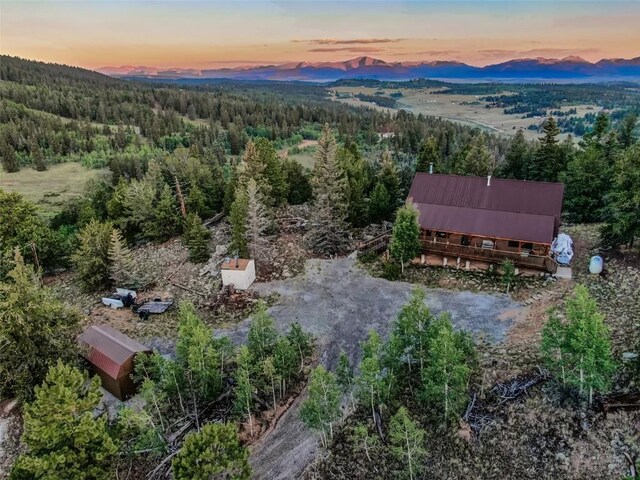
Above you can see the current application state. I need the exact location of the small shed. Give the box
[78,325,151,400]
[221,258,256,290]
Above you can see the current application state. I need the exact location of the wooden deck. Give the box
[357,232,391,255]
[420,240,557,272]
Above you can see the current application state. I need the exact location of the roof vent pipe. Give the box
[487,175,492,186]
[429,163,433,174]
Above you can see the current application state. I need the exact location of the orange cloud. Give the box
[308,46,383,53]
[295,38,405,45]
[395,50,459,57]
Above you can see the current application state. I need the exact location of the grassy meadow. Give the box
[0,162,110,217]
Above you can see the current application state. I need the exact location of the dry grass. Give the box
[331,85,599,141]
[279,139,318,169]
[0,162,110,217]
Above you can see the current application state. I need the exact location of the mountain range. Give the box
[98,56,640,83]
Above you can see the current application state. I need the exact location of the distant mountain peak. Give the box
[561,55,589,63]
[96,55,640,82]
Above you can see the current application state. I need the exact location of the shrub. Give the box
[381,260,401,281]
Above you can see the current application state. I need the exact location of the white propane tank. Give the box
[589,255,603,275]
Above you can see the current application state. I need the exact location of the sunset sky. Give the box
[2,1,639,70]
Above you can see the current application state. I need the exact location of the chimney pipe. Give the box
[487,175,492,187]
[429,162,433,174]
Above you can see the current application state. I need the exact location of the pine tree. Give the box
[463,135,492,176]
[255,137,287,206]
[0,250,81,401]
[150,183,181,241]
[561,145,610,223]
[229,184,249,258]
[618,112,638,148]
[72,220,113,291]
[338,146,370,227]
[245,178,269,260]
[378,149,400,211]
[583,112,610,146]
[416,137,441,173]
[601,144,640,248]
[389,204,421,273]
[108,228,140,288]
[172,423,251,480]
[499,129,529,179]
[223,163,239,215]
[541,285,616,403]
[1,139,19,173]
[368,182,391,223]
[388,407,427,480]
[531,116,563,181]
[300,366,342,447]
[0,190,57,277]
[240,139,273,203]
[421,314,471,425]
[308,125,350,255]
[186,184,208,218]
[113,178,157,239]
[283,159,312,205]
[31,143,47,172]
[10,362,119,480]
[182,213,210,263]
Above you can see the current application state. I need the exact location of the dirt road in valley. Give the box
[216,258,523,480]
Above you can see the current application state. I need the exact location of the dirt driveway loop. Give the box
[217,258,522,480]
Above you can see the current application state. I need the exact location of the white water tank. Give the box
[589,256,603,275]
[221,258,256,290]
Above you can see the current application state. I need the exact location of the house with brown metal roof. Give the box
[407,173,564,273]
[78,325,151,400]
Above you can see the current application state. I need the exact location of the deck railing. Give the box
[420,239,557,272]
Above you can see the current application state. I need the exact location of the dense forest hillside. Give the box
[1,55,639,276]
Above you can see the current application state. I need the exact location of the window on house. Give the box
[461,236,471,246]
[522,242,533,250]
[508,240,519,248]
[436,231,447,238]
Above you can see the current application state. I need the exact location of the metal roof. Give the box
[408,174,564,244]
[78,325,150,379]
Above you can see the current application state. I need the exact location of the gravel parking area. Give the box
[217,258,523,480]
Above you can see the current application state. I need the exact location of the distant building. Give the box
[407,173,564,273]
[378,131,395,141]
[221,258,256,290]
[78,325,151,400]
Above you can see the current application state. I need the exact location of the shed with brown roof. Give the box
[407,173,564,272]
[78,325,151,400]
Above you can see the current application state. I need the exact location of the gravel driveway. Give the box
[216,258,522,479]
[217,259,523,480]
